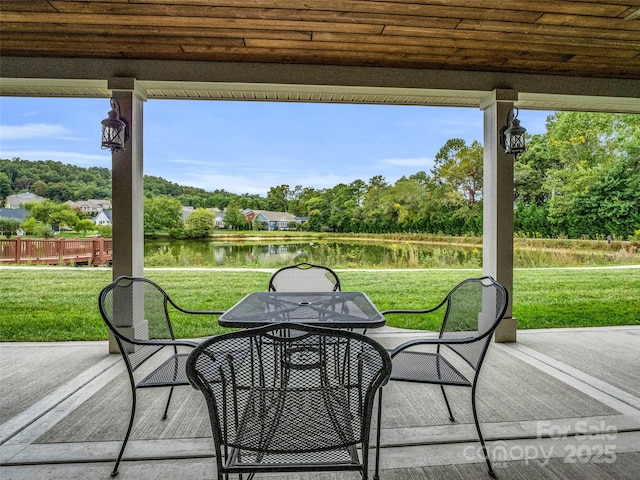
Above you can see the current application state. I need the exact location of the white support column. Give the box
[108,78,147,353]
[480,89,517,342]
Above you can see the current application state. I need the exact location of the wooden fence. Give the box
[0,237,113,266]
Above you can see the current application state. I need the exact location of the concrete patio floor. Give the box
[1,326,639,479]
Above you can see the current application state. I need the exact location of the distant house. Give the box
[214,211,225,228]
[0,208,30,222]
[5,192,44,209]
[181,206,195,221]
[183,206,222,224]
[245,210,301,231]
[66,199,112,216]
[94,209,112,226]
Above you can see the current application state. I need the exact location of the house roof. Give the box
[5,192,44,203]
[1,1,638,113]
[98,209,113,221]
[252,210,300,222]
[7,192,44,202]
[0,208,30,221]
[67,199,111,208]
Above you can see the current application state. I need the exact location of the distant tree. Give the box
[517,112,640,238]
[96,224,112,238]
[31,180,48,197]
[24,200,79,229]
[432,138,483,205]
[389,176,428,230]
[327,183,358,232]
[20,216,37,235]
[289,186,321,218]
[143,196,183,236]
[0,217,21,238]
[21,217,54,238]
[46,182,71,202]
[184,208,215,238]
[266,184,290,212]
[0,172,12,200]
[361,176,391,232]
[34,222,55,238]
[75,219,95,236]
[223,203,248,230]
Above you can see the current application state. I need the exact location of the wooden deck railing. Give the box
[0,237,113,266]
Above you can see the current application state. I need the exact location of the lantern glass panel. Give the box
[101,102,126,152]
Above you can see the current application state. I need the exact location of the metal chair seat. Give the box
[390,350,472,386]
[137,353,191,388]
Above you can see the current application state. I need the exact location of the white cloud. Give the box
[380,156,433,168]
[168,171,361,195]
[0,149,110,165]
[0,123,74,140]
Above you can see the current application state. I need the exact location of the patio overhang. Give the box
[1,57,639,112]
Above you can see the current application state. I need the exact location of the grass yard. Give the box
[0,267,638,341]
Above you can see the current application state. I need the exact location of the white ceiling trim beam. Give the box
[1,57,639,113]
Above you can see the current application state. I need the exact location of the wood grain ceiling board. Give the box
[0,0,639,80]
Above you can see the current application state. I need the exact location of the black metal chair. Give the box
[380,276,508,477]
[268,262,341,292]
[98,276,224,476]
[186,323,392,480]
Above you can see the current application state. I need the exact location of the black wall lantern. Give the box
[101,98,127,152]
[500,107,527,158]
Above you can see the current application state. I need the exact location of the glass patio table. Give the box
[218,291,386,329]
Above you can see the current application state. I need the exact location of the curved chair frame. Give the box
[268,262,341,292]
[99,276,224,476]
[380,276,508,477]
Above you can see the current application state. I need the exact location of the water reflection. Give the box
[144,239,483,268]
[144,238,629,269]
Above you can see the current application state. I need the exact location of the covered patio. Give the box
[1,2,640,478]
[2,325,640,479]
[2,1,639,344]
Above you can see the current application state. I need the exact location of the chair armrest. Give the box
[381,307,439,315]
[130,338,199,348]
[382,297,447,316]
[177,307,226,316]
[166,296,225,316]
[389,336,475,357]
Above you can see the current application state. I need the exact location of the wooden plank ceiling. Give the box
[1,0,639,80]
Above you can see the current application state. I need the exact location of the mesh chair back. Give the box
[99,276,177,371]
[268,262,341,292]
[439,277,508,370]
[186,323,391,466]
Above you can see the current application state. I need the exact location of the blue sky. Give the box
[0,96,553,196]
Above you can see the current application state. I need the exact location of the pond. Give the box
[144,238,632,269]
[145,239,483,268]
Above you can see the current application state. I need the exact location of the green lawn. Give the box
[0,267,638,341]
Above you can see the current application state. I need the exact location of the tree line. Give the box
[1,112,638,240]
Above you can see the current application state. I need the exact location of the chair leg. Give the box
[162,386,175,420]
[471,385,495,477]
[112,389,137,476]
[440,385,455,422]
[373,388,383,480]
